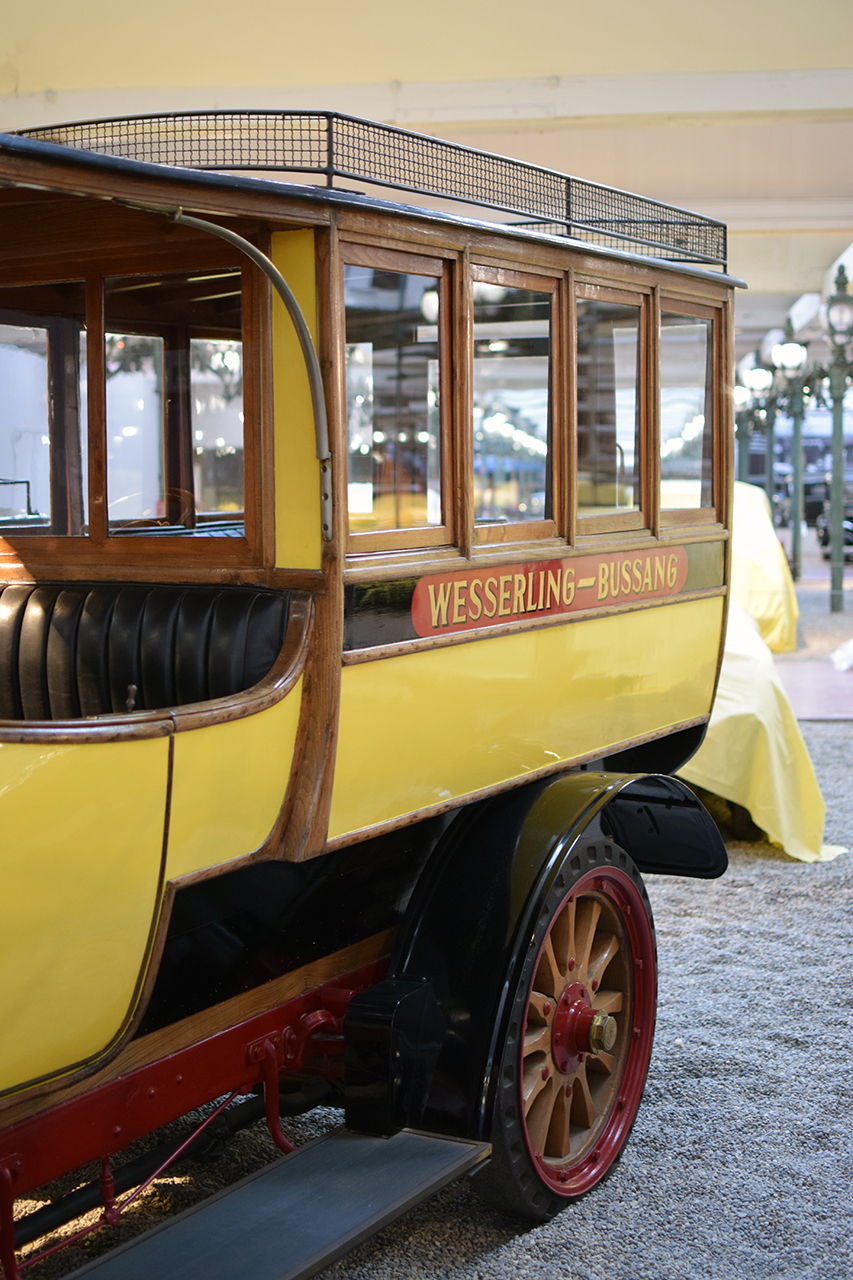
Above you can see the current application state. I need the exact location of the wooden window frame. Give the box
[574,281,651,539]
[0,281,88,539]
[0,238,267,577]
[658,296,721,528]
[341,242,456,556]
[470,263,561,548]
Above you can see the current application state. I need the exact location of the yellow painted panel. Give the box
[0,736,169,1095]
[167,679,303,878]
[271,229,322,571]
[329,597,724,839]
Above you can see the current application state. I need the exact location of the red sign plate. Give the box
[411,546,689,638]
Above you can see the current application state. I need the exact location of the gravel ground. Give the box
[17,574,853,1280]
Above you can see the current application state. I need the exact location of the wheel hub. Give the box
[550,982,617,1076]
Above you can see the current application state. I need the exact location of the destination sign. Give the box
[411,546,689,638]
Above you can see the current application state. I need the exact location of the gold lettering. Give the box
[547,569,561,609]
[484,578,498,618]
[564,569,576,606]
[526,572,536,611]
[598,562,609,601]
[537,571,545,609]
[452,580,467,625]
[654,556,665,590]
[513,574,526,614]
[499,576,513,616]
[428,582,453,628]
[621,560,631,596]
[668,554,678,589]
[469,579,483,621]
[610,562,620,599]
[633,558,642,592]
[642,559,653,592]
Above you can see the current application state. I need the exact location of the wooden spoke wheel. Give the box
[477,842,656,1221]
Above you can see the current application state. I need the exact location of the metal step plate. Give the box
[67,1129,490,1280]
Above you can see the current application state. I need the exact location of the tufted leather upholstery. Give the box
[0,583,290,720]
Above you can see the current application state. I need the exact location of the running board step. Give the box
[69,1129,490,1280]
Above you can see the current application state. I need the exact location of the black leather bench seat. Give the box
[0,583,290,721]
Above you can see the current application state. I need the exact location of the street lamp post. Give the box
[771,323,809,581]
[820,266,853,613]
[735,362,776,497]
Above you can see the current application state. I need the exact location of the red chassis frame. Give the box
[0,957,386,1277]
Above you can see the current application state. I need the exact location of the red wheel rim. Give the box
[519,866,655,1197]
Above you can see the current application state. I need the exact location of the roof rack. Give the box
[18,111,726,269]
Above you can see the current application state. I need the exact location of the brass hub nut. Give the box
[589,1011,618,1054]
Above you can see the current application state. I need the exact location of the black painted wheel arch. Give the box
[383,770,725,1141]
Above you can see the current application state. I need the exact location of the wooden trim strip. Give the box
[340,240,455,273]
[456,245,473,560]
[472,518,556,546]
[576,280,652,303]
[273,221,345,865]
[564,267,577,544]
[0,713,174,745]
[649,284,662,540]
[470,261,558,292]
[576,512,646,535]
[324,716,711,854]
[659,295,719,320]
[659,507,718,526]
[0,562,314,587]
[342,526,727,584]
[85,274,106,544]
[341,585,727,665]
[0,534,262,567]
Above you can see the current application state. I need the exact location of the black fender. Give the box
[344,771,724,1140]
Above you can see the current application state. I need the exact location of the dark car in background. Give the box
[803,469,827,525]
[816,471,853,557]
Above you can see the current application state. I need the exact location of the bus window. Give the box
[472,274,553,540]
[0,281,87,536]
[576,294,644,529]
[659,312,714,514]
[104,271,244,535]
[344,258,446,545]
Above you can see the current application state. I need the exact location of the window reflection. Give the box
[345,265,442,534]
[105,271,244,534]
[105,332,165,524]
[472,283,550,525]
[191,339,244,516]
[576,298,641,518]
[0,282,87,534]
[660,315,713,510]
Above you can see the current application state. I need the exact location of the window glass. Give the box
[345,265,442,534]
[105,331,165,524]
[660,314,714,511]
[0,282,87,534]
[105,271,244,535]
[190,339,244,516]
[576,298,641,519]
[472,283,551,525]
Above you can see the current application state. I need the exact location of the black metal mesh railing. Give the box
[18,111,726,268]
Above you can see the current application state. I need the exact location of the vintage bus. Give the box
[0,112,736,1280]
